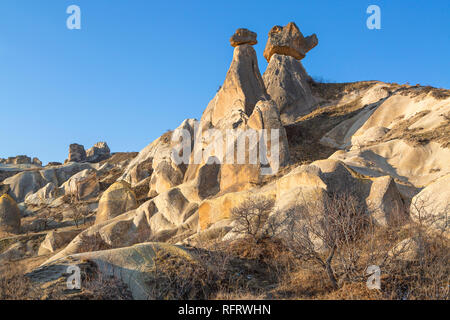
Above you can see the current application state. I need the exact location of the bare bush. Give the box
[82,264,133,300]
[231,196,275,242]
[282,193,370,289]
[67,193,90,228]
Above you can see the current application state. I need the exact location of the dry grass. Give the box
[370,110,450,149]
[309,81,377,103]
[0,264,40,300]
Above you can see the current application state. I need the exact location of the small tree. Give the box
[231,196,275,242]
[283,193,369,290]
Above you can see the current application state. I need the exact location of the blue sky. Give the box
[0,0,449,164]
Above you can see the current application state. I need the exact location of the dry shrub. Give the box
[81,263,133,300]
[146,249,213,300]
[322,282,383,300]
[77,233,112,253]
[231,196,275,242]
[281,193,370,289]
[383,241,449,300]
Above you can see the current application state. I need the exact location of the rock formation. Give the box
[95,181,137,224]
[67,143,86,163]
[262,22,318,124]
[263,22,318,62]
[201,29,268,128]
[230,28,257,47]
[2,22,449,300]
[0,193,21,234]
[86,142,111,163]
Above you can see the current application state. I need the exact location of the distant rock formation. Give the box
[86,142,111,163]
[32,157,43,166]
[0,155,42,166]
[67,143,87,163]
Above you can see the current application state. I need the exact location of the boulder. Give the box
[230,28,257,47]
[275,165,327,198]
[60,169,99,200]
[38,230,80,255]
[68,143,86,163]
[95,181,137,224]
[25,182,59,206]
[0,194,21,234]
[366,176,407,226]
[263,22,318,62]
[151,188,198,230]
[263,54,315,124]
[198,186,276,231]
[310,159,369,196]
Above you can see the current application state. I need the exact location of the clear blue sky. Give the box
[1,0,449,164]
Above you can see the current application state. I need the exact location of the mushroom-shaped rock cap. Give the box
[263,22,318,62]
[230,28,257,47]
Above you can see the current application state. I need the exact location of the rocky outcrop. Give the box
[263,54,315,123]
[86,142,111,163]
[38,230,80,255]
[25,182,59,206]
[0,155,31,165]
[230,28,257,47]
[60,169,100,200]
[322,86,450,188]
[366,176,407,226]
[263,22,318,62]
[148,160,184,197]
[120,119,197,186]
[32,157,43,166]
[68,143,86,163]
[0,194,21,234]
[247,100,290,169]
[3,162,94,202]
[201,31,268,128]
[95,181,137,224]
